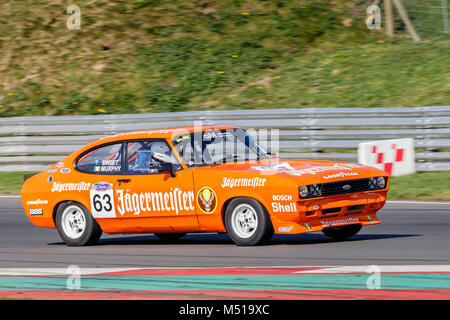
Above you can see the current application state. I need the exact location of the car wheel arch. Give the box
[220,196,270,227]
[52,200,93,224]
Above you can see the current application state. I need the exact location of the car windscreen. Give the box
[172,128,270,168]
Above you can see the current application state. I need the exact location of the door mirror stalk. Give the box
[157,162,176,177]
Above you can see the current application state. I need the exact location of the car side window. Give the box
[126,140,181,174]
[76,143,123,174]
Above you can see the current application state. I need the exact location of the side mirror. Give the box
[157,161,177,178]
[153,152,177,177]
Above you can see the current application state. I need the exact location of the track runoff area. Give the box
[0,265,449,300]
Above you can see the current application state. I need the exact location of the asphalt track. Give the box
[0,197,449,268]
[0,197,449,299]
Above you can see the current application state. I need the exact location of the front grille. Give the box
[321,178,373,197]
[302,177,388,199]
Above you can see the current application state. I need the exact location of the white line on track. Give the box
[0,268,142,276]
[0,266,302,276]
[1,265,450,276]
[295,265,450,274]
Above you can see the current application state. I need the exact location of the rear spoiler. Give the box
[23,173,39,182]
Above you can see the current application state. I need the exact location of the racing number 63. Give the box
[92,193,112,212]
[90,188,116,218]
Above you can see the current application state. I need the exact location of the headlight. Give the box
[369,176,387,189]
[376,176,386,189]
[369,177,377,189]
[299,186,308,198]
[309,184,322,197]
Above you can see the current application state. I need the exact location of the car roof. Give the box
[91,125,239,146]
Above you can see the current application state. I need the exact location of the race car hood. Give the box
[195,158,387,185]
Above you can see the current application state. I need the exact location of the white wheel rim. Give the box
[231,204,258,239]
[61,205,86,239]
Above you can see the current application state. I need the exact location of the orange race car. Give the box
[21,125,389,246]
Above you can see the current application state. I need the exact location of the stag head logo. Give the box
[197,187,217,214]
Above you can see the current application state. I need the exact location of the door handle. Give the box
[117,179,131,186]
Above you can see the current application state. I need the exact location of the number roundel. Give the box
[90,182,116,218]
[92,193,112,212]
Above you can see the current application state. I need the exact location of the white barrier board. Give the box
[358,138,415,176]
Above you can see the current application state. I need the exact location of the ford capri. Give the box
[21,126,389,246]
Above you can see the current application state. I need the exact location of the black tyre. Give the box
[154,233,186,241]
[224,197,273,246]
[322,224,362,241]
[55,201,102,246]
[261,226,275,244]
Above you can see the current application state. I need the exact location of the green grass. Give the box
[3,171,450,201]
[0,172,34,195]
[0,0,448,116]
[388,171,450,201]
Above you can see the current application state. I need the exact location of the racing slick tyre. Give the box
[322,224,362,241]
[55,201,103,246]
[225,197,274,246]
[154,233,186,241]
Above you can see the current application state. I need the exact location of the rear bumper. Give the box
[272,190,387,234]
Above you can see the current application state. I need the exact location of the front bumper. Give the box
[272,190,387,234]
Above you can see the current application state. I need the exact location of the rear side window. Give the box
[76,143,123,174]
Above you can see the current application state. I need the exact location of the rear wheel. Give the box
[154,233,186,241]
[322,224,362,241]
[55,201,102,246]
[225,198,273,246]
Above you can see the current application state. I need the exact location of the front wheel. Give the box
[225,198,273,246]
[55,201,102,246]
[322,224,362,241]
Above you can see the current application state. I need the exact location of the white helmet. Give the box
[150,141,170,154]
[150,141,174,164]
